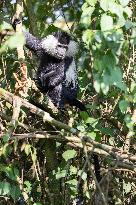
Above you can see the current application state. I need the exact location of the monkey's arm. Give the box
[12,19,43,56]
[12,19,67,59]
[24,32,42,56]
[36,69,64,90]
[48,73,64,88]
[25,33,67,59]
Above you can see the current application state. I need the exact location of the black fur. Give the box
[93,154,101,182]
[13,19,85,111]
[12,19,101,184]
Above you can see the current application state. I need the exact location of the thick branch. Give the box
[0,88,136,171]
[8,132,136,170]
[0,88,77,134]
[12,0,30,97]
[13,0,25,60]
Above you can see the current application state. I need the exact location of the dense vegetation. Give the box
[0,0,135,204]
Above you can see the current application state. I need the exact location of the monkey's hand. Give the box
[12,18,21,31]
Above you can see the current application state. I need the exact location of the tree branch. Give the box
[0,88,77,133]
[0,87,136,172]
[7,96,21,137]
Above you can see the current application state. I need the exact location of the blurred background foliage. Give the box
[0,0,136,204]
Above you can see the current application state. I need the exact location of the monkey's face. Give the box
[55,31,78,57]
[41,31,69,59]
[41,31,77,59]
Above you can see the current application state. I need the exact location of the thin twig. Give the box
[0,88,136,171]
[7,96,21,136]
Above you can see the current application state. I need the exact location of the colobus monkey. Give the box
[12,20,101,183]
[13,19,86,111]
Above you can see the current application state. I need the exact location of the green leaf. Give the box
[97,126,114,136]
[80,4,95,26]
[82,29,94,46]
[80,111,89,121]
[123,182,131,194]
[101,81,109,94]
[10,185,21,201]
[3,182,10,195]
[31,148,37,163]
[94,58,103,71]
[0,164,7,172]
[8,33,25,49]
[0,182,3,195]
[2,133,10,143]
[110,67,126,90]
[24,144,31,156]
[94,31,103,43]
[123,7,132,17]
[86,191,91,199]
[77,125,85,132]
[66,179,78,194]
[117,15,126,27]
[125,20,133,30]
[119,100,129,113]
[62,150,77,161]
[0,33,25,53]
[78,170,87,180]
[87,132,96,140]
[86,0,97,6]
[100,14,113,31]
[108,2,123,17]
[6,102,12,109]
[56,169,67,179]
[130,81,136,91]
[0,182,10,195]
[24,181,32,193]
[105,29,124,42]
[93,78,101,93]
[86,117,98,127]
[5,166,19,181]
[0,21,12,31]
[66,179,78,186]
[33,203,42,205]
[119,0,130,7]
[131,28,136,45]
[103,72,111,85]
[2,144,13,157]
[100,0,109,11]
[124,114,133,129]
[70,166,77,175]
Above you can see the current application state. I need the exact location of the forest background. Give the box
[0,0,135,205]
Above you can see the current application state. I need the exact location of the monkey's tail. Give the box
[72,99,101,182]
[93,154,102,182]
[71,98,88,112]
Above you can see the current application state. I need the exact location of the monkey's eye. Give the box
[58,43,68,49]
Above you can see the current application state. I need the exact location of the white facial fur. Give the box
[65,59,78,88]
[65,40,78,88]
[42,35,69,59]
[41,35,58,54]
[42,35,78,59]
[42,34,78,88]
[66,40,78,57]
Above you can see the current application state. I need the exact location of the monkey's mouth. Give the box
[55,44,68,59]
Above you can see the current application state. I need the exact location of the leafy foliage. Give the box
[0,0,135,204]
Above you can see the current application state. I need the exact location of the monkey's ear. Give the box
[12,18,21,31]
